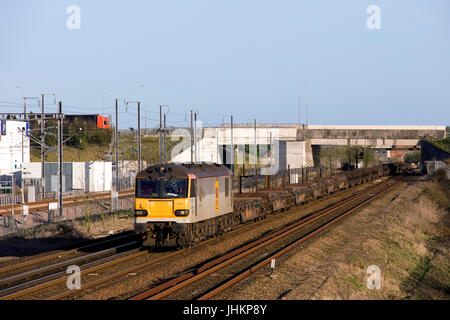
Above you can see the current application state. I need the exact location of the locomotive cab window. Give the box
[136,178,188,198]
[190,179,197,197]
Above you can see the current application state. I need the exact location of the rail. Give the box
[129,178,400,300]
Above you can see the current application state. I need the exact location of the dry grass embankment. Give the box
[219,173,449,300]
[30,135,179,164]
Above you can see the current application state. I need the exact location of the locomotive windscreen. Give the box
[136,178,188,199]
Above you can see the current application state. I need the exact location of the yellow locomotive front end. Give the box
[134,165,192,247]
[135,178,190,220]
[134,163,234,248]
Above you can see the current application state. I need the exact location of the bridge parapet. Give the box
[297,128,445,140]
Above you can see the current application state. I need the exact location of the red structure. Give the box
[97,115,110,129]
[387,145,420,162]
[64,114,110,130]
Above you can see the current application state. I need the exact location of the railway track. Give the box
[0,246,147,300]
[129,177,401,300]
[0,232,137,275]
[0,241,139,289]
[49,178,393,300]
[0,239,145,298]
[1,227,234,299]
[0,176,397,300]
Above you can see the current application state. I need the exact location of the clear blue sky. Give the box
[1,0,449,129]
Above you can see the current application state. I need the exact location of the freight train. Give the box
[134,163,390,248]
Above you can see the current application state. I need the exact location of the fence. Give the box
[0,192,57,206]
[116,175,135,191]
[1,192,135,239]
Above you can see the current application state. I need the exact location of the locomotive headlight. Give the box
[135,210,148,217]
[174,209,189,217]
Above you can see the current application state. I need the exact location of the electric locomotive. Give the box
[134,163,235,247]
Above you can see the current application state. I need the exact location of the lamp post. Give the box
[230,116,234,175]
[158,105,169,163]
[126,101,142,172]
[112,98,126,192]
[252,119,257,191]
[305,83,309,129]
[40,93,56,195]
[138,85,146,134]
[190,110,194,163]
[300,83,308,127]
[22,97,39,218]
[102,86,109,116]
[221,115,234,174]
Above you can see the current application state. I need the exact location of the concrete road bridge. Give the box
[170,124,447,170]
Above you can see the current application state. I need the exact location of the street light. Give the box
[21,97,39,218]
[40,93,56,195]
[126,101,142,172]
[102,86,109,116]
[248,119,257,191]
[114,98,126,192]
[299,83,308,127]
[137,85,146,133]
[221,114,234,174]
[159,105,169,163]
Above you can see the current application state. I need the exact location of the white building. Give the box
[169,124,446,170]
[22,160,144,194]
[75,162,113,192]
[0,120,30,176]
[23,161,112,193]
[169,127,313,170]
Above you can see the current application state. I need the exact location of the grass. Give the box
[424,169,450,211]
[347,277,364,290]
[401,255,437,297]
[276,177,449,300]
